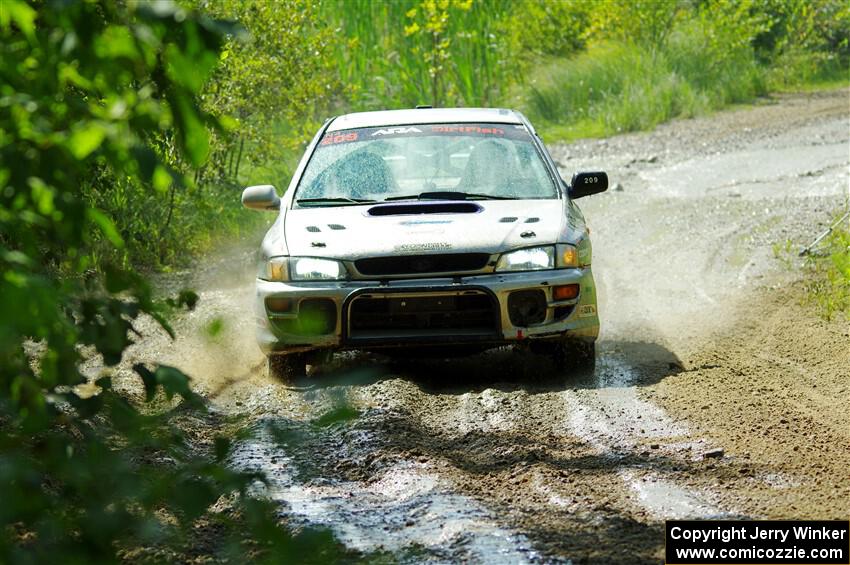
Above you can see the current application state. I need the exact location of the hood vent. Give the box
[367,202,481,216]
[499,216,518,223]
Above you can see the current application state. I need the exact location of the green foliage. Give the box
[306,0,847,148]
[0,1,342,561]
[513,0,591,58]
[524,42,706,139]
[589,0,682,50]
[196,0,343,170]
[522,0,850,142]
[321,0,526,109]
[753,0,850,60]
[802,215,850,320]
[758,0,850,88]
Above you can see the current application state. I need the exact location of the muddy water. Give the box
[123,89,849,563]
[232,431,540,563]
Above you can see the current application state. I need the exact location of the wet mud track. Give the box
[115,89,849,563]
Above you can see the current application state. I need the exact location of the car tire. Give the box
[557,339,596,371]
[534,339,595,372]
[268,353,307,382]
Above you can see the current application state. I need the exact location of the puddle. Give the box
[562,353,723,519]
[564,356,688,448]
[620,470,722,519]
[230,424,541,564]
[562,387,689,451]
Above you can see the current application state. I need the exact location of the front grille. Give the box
[347,290,498,340]
[355,253,490,276]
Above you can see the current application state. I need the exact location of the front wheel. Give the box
[533,339,596,372]
[268,353,307,382]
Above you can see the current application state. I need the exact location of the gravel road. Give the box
[111,88,850,563]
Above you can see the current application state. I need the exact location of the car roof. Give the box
[326,107,527,132]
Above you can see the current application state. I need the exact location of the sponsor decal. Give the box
[320,132,358,145]
[315,123,534,148]
[577,304,596,318]
[394,242,453,252]
[430,125,505,135]
[371,126,422,136]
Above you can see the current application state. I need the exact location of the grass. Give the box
[521,32,848,144]
[768,75,850,94]
[522,39,772,143]
[320,0,517,109]
[801,213,850,320]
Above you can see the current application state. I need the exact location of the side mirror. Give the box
[568,172,608,199]
[242,185,280,211]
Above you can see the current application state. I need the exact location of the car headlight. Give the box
[496,246,554,272]
[258,257,347,281]
[291,257,346,280]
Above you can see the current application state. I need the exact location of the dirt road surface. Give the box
[110,89,850,563]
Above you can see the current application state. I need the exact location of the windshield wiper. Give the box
[384,191,515,202]
[296,197,377,206]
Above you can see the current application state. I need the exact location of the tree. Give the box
[194,0,343,187]
[0,1,340,560]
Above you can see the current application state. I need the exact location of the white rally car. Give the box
[242,108,607,379]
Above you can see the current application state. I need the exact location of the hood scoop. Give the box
[367,202,482,216]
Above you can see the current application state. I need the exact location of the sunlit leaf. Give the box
[152,165,172,192]
[168,91,209,166]
[94,25,138,59]
[205,317,224,338]
[27,177,54,215]
[87,208,125,248]
[1,0,37,41]
[68,122,107,159]
[164,42,219,92]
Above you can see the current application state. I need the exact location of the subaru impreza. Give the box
[242,108,607,379]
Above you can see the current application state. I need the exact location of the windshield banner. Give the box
[319,123,532,147]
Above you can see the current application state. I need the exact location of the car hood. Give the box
[280,199,568,260]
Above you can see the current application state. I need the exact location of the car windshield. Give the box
[294,123,557,206]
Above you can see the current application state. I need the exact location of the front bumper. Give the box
[254,268,600,354]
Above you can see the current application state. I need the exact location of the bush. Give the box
[519,0,850,142]
[523,0,778,141]
[524,42,708,139]
[0,1,341,561]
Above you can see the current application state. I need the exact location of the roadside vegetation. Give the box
[0,1,350,561]
[801,215,850,320]
[0,0,847,562]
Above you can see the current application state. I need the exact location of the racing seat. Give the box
[335,151,394,199]
[457,140,515,195]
